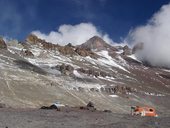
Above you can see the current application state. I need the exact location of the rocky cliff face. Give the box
[26,34,58,50]
[26,34,99,58]
[122,45,132,55]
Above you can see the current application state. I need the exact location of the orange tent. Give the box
[131,106,158,117]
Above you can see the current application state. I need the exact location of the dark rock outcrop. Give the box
[122,45,132,55]
[40,105,60,111]
[113,85,134,94]
[65,43,75,48]
[86,101,96,111]
[57,45,76,56]
[55,64,74,75]
[75,48,98,59]
[86,101,94,108]
[77,68,111,78]
[80,101,96,111]
[100,85,135,94]
[26,34,57,50]
[21,50,34,57]
[103,110,112,113]
[0,38,7,49]
[26,34,39,44]
[41,41,57,50]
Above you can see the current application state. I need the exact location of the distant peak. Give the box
[87,36,105,42]
[79,36,117,51]
[90,35,102,39]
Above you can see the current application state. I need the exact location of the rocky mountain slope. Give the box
[0,35,170,114]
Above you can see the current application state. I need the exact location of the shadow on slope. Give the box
[14,59,47,75]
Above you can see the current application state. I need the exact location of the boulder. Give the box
[86,101,94,108]
[86,101,96,111]
[40,105,60,111]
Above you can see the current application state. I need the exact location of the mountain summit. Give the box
[79,36,117,51]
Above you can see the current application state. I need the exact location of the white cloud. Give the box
[127,3,170,68]
[32,23,116,46]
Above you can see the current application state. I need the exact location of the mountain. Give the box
[0,35,170,115]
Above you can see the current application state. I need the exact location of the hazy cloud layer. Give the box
[127,3,170,68]
[32,23,115,46]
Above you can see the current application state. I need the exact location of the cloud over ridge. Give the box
[127,3,170,68]
[32,23,115,46]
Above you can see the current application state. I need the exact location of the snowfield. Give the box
[97,51,129,72]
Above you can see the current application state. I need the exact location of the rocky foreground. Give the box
[0,107,170,128]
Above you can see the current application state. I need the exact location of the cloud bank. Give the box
[127,3,170,68]
[32,23,115,46]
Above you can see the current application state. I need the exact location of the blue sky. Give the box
[0,0,169,42]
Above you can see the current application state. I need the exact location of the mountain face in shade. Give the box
[78,36,118,51]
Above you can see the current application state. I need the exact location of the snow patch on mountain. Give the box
[98,76,115,82]
[73,70,84,78]
[162,69,170,73]
[97,51,129,72]
[128,54,142,63]
[109,95,119,98]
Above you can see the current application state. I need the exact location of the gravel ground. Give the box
[0,108,170,128]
